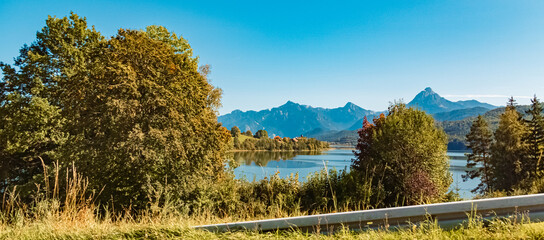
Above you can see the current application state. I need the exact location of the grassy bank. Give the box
[0,152,537,239]
[2,174,542,239]
[3,215,544,239]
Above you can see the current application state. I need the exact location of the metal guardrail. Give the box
[194,193,544,232]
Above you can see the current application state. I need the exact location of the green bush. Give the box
[353,103,452,206]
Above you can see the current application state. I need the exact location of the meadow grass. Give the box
[237,134,254,143]
[3,215,544,239]
[3,163,544,239]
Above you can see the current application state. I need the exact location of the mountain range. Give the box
[219,101,376,137]
[218,87,498,146]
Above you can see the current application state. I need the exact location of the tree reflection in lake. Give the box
[230,151,322,167]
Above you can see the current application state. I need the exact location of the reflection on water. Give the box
[231,149,479,199]
[230,151,311,166]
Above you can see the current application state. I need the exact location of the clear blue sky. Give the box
[1,0,543,114]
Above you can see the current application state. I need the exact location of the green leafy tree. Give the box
[231,126,241,137]
[242,138,256,150]
[490,98,529,190]
[0,13,231,208]
[0,93,66,193]
[233,137,241,149]
[254,129,268,139]
[0,13,100,193]
[463,115,493,194]
[243,130,253,137]
[353,103,451,206]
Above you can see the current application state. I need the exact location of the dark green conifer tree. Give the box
[524,96,544,178]
[463,115,493,194]
[490,97,529,190]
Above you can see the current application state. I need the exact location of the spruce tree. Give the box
[490,98,529,190]
[463,115,493,194]
[524,96,544,178]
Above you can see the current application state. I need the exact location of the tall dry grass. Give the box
[3,161,544,239]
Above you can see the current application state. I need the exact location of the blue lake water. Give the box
[231,149,479,199]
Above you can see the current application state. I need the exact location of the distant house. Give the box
[292,137,298,143]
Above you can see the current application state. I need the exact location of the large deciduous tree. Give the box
[353,103,451,206]
[0,13,231,208]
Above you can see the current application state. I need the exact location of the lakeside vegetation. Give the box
[2,13,544,238]
[1,162,542,239]
[229,126,330,151]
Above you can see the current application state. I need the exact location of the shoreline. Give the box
[228,148,332,153]
[228,146,358,153]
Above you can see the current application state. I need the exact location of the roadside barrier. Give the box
[195,193,544,232]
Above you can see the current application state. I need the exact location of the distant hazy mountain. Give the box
[346,113,381,131]
[219,87,500,148]
[312,105,519,149]
[432,107,491,121]
[308,106,504,148]
[437,105,533,150]
[408,87,496,114]
[218,101,375,138]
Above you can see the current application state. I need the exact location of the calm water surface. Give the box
[232,149,478,199]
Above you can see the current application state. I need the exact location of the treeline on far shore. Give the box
[229,126,330,151]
